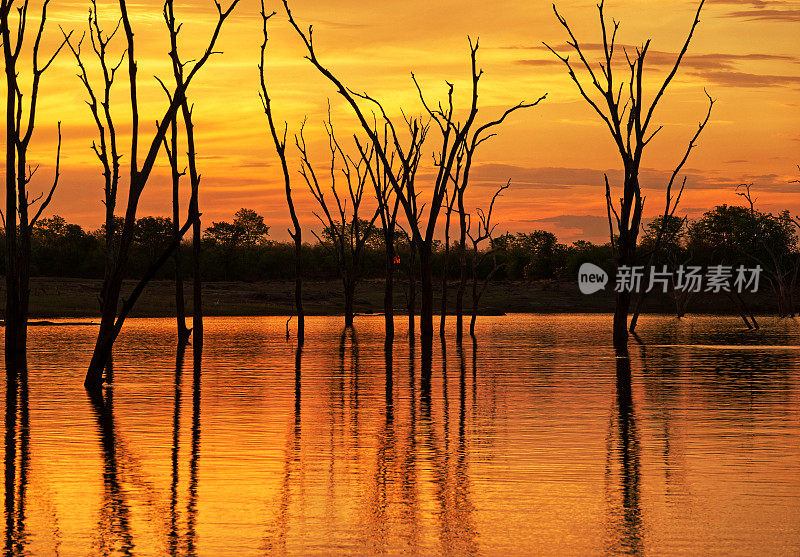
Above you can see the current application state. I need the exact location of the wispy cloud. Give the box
[688,70,800,88]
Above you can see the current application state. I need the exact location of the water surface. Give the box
[3,315,799,555]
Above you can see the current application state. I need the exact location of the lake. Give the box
[2,314,799,555]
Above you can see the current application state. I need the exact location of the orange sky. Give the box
[7,0,800,243]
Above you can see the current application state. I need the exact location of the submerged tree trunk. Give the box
[384,238,396,345]
[16,206,31,361]
[294,239,304,345]
[4,46,20,373]
[87,216,138,387]
[613,291,633,354]
[419,244,434,371]
[85,0,238,388]
[470,270,478,339]
[456,190,468,345]
[441,193,455,339]
[192,210,203,358]
[407,241,417,339]
[169,116,191,345]
[441,263,448,339]
[628,288,645,334]
[613,242,635,356]
[183,104,203,357]
[258,9,303,345]
[87,216,196,387]
[612,172,642,357]
[2,4,65,375]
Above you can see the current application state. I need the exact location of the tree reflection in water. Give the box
[5,317,800,554]
[256,330,485,553]
[88,380,135,555]
[262,345,303,552]
[4,368,30,556]
[604,357,643,554]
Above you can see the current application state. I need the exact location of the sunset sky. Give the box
[11,0,800,243]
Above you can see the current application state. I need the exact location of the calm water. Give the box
[2,314,799,555]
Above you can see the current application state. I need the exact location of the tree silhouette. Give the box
[164,0,209,361]
[81,0,240,389]
[204,208,271,247]
[161,91,191,344]
[364,124,403,344]
[297,112,380,328]
[260,6,304,344]
[1,0,68,373]
[467,182,509,338]
[546,0,713,354]
[282,0,543,361]
[62,0,123,319]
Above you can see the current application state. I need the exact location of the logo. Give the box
[579,263,608,295]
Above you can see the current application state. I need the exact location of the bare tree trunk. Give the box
[456,189,467,345]
[466,185,507,340]
[191,200,203,357]
[259,8,303,345]
[86,0,238,388]
[726,291,753,329]
[628,288,645,333]
[168,115,191,345]
[614,291,633,352]
[294,240,304,345]
[4,76,21,371]
[2,0,66,374]
[88,229,133,386]
[384,238,395,344]
[88,216,196,386]
[548,0,711,355]
[407,241,417,339]
[181,100,203,356]
[470,271,478,338]
[440,252,448,339]
[419,244,434,368]
[440,191,455,339]
[613,241,635,355]
[734,290,759,329]
[3,3,22,375]
[16,196,31,359]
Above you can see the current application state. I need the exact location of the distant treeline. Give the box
[1,202,797,291]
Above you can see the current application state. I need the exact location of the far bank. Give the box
[0,277,786,319]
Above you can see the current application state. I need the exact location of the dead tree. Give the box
[83,0,240,389]
[440,164,461,339]
[362,124,405,344]
[161,106,191,344]
[1,0,68,373]
[467,182,509,338]
[546,0,712,354]
[403,226,419,339]
[736,183,797,319]
[164,0,205,358]
[420,75,542,347]
[627,177,690,332]
[259,6,304,344]
[297,113,380,328]
[63,1,123,320]
[283,0,541,363]
[455,162,469,345]
[359,119,426,343]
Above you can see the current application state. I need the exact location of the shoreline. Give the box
[0,276,784,319]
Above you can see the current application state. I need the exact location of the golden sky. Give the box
[10,0,800,242]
